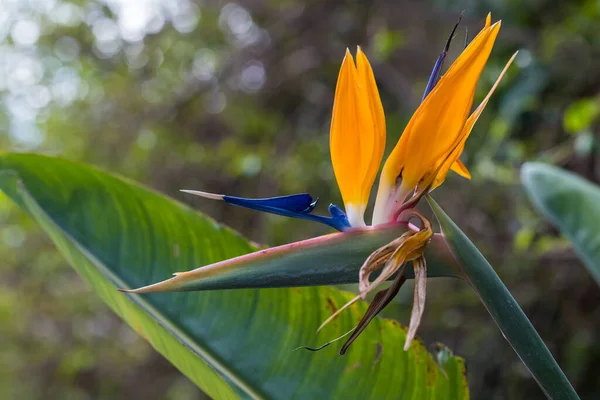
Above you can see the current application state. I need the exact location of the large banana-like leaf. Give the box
[0,153,468,399]
[521,162,600,286]
[427,196,579,400]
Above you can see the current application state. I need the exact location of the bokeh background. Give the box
[1,0,599,399]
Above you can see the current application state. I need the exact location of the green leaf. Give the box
[562,98,599,134]
[427,195,579,400]
[521,162,600,285]
[124,228,459,293]
[0,153,469,399]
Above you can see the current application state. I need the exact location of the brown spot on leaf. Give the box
[424,359,440,388]
[326,297,337,314]
[344,362,362,372]
[372,343,383,367]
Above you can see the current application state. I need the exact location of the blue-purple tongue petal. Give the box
[421,13,463,102]
[328,204,347,218]
[224,193,316,213]
[181,190,351,231]
[223,194,350,231]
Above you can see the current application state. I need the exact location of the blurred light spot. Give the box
[220,3,253,36]
[11,19,41,46]
[41,55,63,73]
[9,118,45,148]
[2,225,25,248]
[51,67,80,106]
[515,49,532,68]
[30,0,59,13]
[54,36,80,62]
[118,3,154,42]
[206,91,226,114]
[8,55,44,88]
[94,38,122,58]
[136,129,157,150]
[240,26,262,47]
[172,2,201,33]
[125,42,148,69]
[0,11,10,43]
[146,13,166,35]
[51,2,84,27]
[240,61,265,92]
[574,131,595,156]
[93,18,120,43]
[5,93,38,120]
[26,85,52,109]
[83,2,104,26]
[240,154,262,176]
[192,49,217,81]
[219,3,262,47]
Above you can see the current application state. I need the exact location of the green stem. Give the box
[427,195,579,400]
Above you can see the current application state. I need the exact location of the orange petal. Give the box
[429,51,518,190]
[356,47,386,205]
[373,16,501,224]
[450,158,471,179]
[330,48,385,226]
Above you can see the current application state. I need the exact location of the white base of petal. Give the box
[345,204,367,228]
[372,181,412,225]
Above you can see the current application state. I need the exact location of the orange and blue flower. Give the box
[184,14,516,233]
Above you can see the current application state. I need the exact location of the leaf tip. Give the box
[117,287,149,294]
[117,277,183,294]
[180,189,224,200]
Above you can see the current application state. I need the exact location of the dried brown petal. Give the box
[404,256,427,351]
[339,273,407,355]
[359,210,432,298]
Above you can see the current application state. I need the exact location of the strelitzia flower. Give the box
[373,14,514,225]
[151,13,517,353]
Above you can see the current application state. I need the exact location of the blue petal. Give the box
[421,14,463,102]
[222,194,351,231]
[328,204,347,219]
[224,193,316,213]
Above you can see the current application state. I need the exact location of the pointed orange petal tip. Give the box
[450,159,471,179]
[428,50,517,190]
[373,12,504,224]
[330,46,385,227]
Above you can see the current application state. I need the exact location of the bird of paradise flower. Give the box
[125,13,517,354]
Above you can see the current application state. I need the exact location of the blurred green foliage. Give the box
[0,0,599,399]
